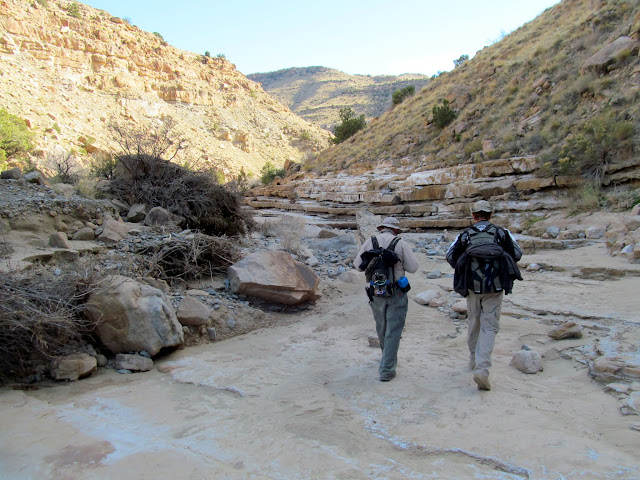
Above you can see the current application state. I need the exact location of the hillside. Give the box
[249,0,640,230]
[248,67,430,129]
[0,0,331,179]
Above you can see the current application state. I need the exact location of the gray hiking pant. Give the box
[370,290,409,379]
[467,291,503,377]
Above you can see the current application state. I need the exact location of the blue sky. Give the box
[81,0,561,76]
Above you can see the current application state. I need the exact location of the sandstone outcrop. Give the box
[0,0,331,178]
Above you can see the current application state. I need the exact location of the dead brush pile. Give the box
[110,154,254,236]
[136,232,241,281]
[0,266,101,380]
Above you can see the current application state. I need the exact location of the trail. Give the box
[1,244,639,479]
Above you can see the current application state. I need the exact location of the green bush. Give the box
[66,1,81,18]
[557,115,635,181]
[332,107,366,144]
[432,100,456,128]
[153,32,164,41]
[453,54,469,68]
[392,85,415,106]
[0,108,34,164]
[260,161,286,185]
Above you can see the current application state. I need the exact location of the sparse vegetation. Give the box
[89,152,117,180]
[153,32,164,41]
[274,215,305,254]
[35,0,47,6]
[46,151,82,184]
[432,100,456,129]
[260,160,286,184]
[332,107,366,144]
[453,54,469,68]
[66,1,81,18]
[204,51,211,57]
[108,118,252,236]
[392,85,415,106]
[0,266,101,380]
[0,108,34,167]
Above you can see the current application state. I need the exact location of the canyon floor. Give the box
[1,234,639,480]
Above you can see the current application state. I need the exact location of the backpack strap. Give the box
[388,236,401,252]
[371,236,379,249]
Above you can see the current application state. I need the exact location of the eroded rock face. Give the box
[84,275,184,355]
[590,355,640,383]
[227,251,321,305]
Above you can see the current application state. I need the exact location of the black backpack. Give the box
[463,224,505,294]
[359,236,400,298]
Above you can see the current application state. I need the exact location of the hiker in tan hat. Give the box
[354,216,418,382]
[446,200,523,391]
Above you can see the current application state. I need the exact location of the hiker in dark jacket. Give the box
[354,217,418,382]
[446,200,523,391]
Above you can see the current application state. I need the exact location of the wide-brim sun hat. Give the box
[471,200,494,213]
[377,216,403,231]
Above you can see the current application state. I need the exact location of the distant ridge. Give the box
[249,67,430,129]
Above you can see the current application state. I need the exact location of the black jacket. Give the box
[447,221,523,297]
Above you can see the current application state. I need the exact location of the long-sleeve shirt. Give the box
[354,230,419,280]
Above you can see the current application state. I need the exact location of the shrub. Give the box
[0,108,34,163]
[275,215,305,254]
[0,266,100,380]
[568,182,603,214]
[204,51,211,57]
[392,85,415,106]
[153,32,164,41]
[109,116,187,162]
[558,115,635,181]
[332,107,366,144]
[453,54,469,68]
[66,1,81,18]
[432,100,456,128]
[111,154,252,236]
[90,152,117,180]
[260,160,286,184]
[46,151,82,184]
[36,0,47,6]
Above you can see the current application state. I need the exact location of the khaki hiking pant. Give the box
[467,290,504,378]
[370,290,408,380]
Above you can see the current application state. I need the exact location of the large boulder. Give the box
[84,275,184,355]
[227,251,321,305]
[98,218,135,244]
[582,36,640,73]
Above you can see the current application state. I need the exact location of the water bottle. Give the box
[397,276,411,292]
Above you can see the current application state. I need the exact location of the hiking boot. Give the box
[380,372,396,382]
[473,373,491,391]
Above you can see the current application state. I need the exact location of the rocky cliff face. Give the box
[0,0,331,177]
[249,67,430,129]
[249,0,640,231]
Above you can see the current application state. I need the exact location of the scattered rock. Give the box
[207,327,217,341]
[72,226,95,241]
[368,336,380,348]
[414,290,440,305]
[452,300,467,314]
[622,392,640,416]
[590,355,640,383]
[510,350,543,374]
[49,231,71,249]
[126,203,147,223]
[1,167,22,180]
[143,206,185,228]
[548,322,583,340]
[23,171,44,185]
[426,269,441,279]
[114,353,153,372]
[176,296,211,326]
[49,353,97,381]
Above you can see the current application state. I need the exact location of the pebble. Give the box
[226,317,236,328]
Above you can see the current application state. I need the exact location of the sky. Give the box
[81,0,561,77]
